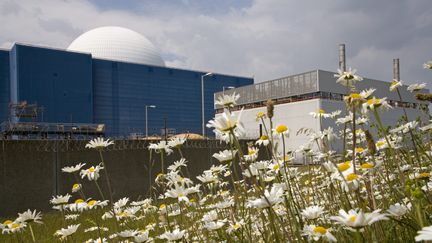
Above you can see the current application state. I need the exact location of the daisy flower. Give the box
[334,67,363,86]
[416,225,432,241]
[159,228,187,241]
[244,147,259,162]
[256,135,270,146]
[387,203,410,217]
[148,141,173,155]
[212,149,237,163]
[17,209,43,224]
[85,137,114,149]
[207,108,244,133]
[273,124,289,137]
[62,163,86,173]
[423,60,432,69]
[167,137,186,148]
[330,209,388,229]
[390,79,403,91]
[71,183,82,193]
[215,92,240,108]
[302,225,337,242]
[301,205,325,220]
[407,83,426,92]
[247,185,284,209]
[362,97,392,113]
[80,164,104,181]
[54,224,80,240]
[1,220,27,234]
[50,194,72,206]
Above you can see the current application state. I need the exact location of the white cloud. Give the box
[0,0,431,84]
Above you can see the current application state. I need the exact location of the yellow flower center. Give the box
[355,147,364,153]
[349,93,362,99]
[72,184,80,189]
[367,98,381,106]
[87,200,97,206]
[89,167,95,172]
[376,141,386,147]
[260,135,269,140]
[233,223,241,229]
[349,215,357,222]
[256,112,266,119]
[273,164,280,170]
[318,109,326,114]
[3,220,12,225]
[248,149,257,155]
[346,173,359,181]
[178,193,184,197]
[275,125,288,134]
[159,204,166,209]
[419,172,430,179]
[338,162,351,172]
[313,226,327,234]
[11,223,19,229]
[190,198,196,203]
[75,199,84,204]
[222,120,237,131]
[361,163,374,169]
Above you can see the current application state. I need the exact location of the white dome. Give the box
[67,26,165,66]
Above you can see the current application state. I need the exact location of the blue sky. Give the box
[1,0,431,84]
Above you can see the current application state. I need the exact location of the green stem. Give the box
[29,224,36,242]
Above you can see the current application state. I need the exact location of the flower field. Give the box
[1,63,432,242]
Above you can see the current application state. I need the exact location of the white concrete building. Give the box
[214,69,429,158]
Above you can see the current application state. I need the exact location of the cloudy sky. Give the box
[1,0,431,84]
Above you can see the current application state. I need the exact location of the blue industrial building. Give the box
[0,27,253,137]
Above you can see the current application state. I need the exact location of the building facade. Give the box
[214,70,429,155]
[0,43,253,137]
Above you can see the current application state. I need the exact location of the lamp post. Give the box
[201,72,213,137]
[145,105,156,137]
[223,86,235,94]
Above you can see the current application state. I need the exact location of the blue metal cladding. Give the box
[11,44,93,123]
[2,43,252,136]
[0,49,10,123]
[92,59,253,136]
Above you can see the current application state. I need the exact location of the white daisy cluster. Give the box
[2,64,432,242]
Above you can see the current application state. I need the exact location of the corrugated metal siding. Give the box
[215,70,318,107]
[93,59,253,136]
[12,44,93,123]
[0,50,9,123]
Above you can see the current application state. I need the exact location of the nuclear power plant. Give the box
[0,26,253,138]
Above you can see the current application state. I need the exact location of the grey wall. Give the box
[0,139,252,217]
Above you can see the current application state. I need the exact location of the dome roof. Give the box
[67,26,165,66]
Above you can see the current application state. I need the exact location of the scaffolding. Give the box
[2,101,105,139]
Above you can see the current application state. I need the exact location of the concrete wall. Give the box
[0,139,251,217]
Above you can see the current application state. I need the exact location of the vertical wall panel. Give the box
[0,49,9,123]
[93,59,253,137]
[12,44,93,123]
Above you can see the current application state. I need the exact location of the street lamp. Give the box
[223,86,235,94]
[145,105,156,137]
[201,72,213,137]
